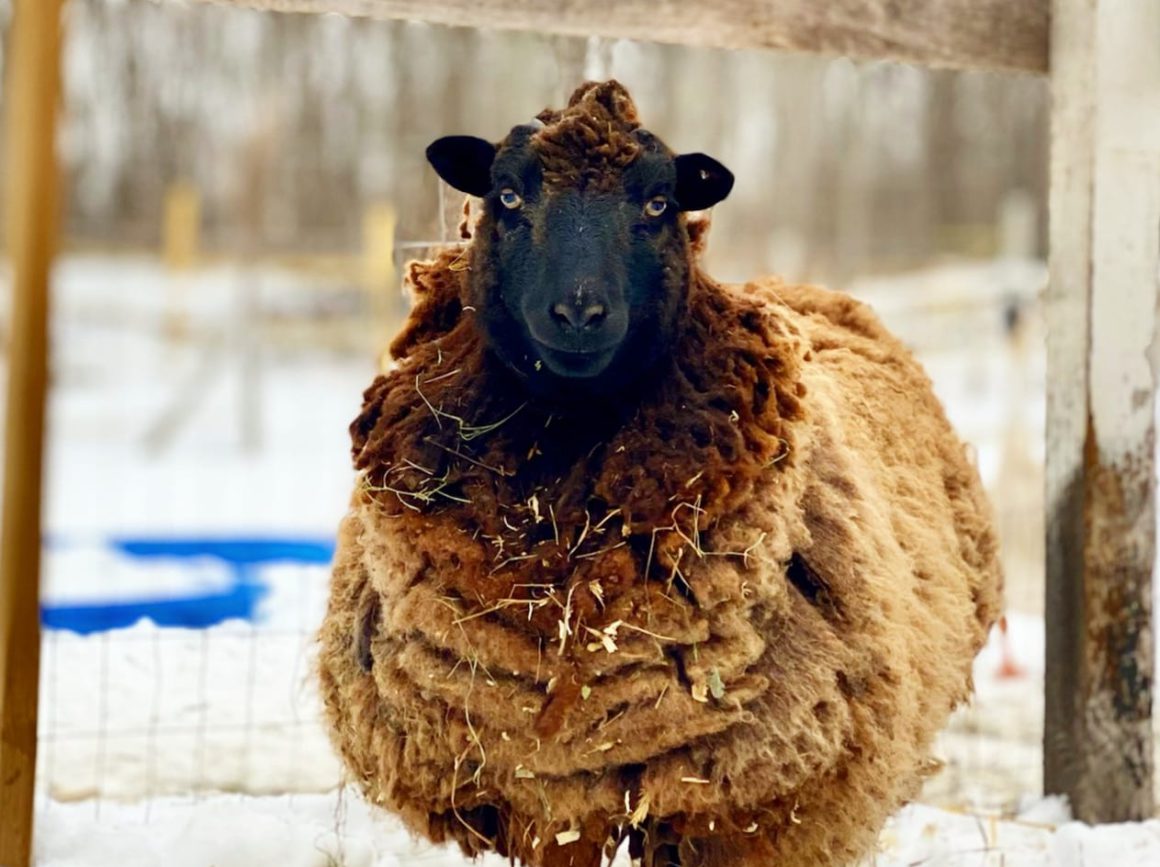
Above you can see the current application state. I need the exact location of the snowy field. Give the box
[33,794,1160,867]
[9,254,1159,864]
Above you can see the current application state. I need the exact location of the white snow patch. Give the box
[35,794,1160,866]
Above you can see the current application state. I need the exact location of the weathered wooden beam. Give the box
[1044,0,1159,823]
[187,0,1049,73]
[0,0,63,864]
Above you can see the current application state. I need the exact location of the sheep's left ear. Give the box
[426,135,497,197]
[674,153,734,211]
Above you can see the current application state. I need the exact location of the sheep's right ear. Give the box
[426,136,497,197]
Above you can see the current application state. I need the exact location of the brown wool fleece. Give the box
[533,81,644,191]
[319,82,1002,867]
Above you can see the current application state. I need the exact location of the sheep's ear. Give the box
[674,153,734,211]
[426,136,497,197]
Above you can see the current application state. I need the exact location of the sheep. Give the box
[318,80,1002,867]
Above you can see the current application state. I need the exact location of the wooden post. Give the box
[362,201,398,297]
[1045,0,1160,823]
[362,202,398,368]
[163,182,201,341]
[0,0,64,864]
[163,182,202,272]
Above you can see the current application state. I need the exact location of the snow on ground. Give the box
[9,254,1158,863]
[36,256,366,802]
[35,793,512,867]
[34,793,1160,866]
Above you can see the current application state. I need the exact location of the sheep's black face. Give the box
[425,123,732,402]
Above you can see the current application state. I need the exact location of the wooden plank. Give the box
[362,202,398,367]
[187,0,1049,73]
[1044,0,1160,823]
[163,182,202,272]
[0,0,64,863]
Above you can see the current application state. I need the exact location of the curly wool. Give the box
[533,81,644,191]
[319,80,1002,867]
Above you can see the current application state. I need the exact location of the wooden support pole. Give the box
[187,0,1050,74]
[1045,0,1160,823]
[0,0,64,864]
[362,201,398,367]
[163,182,201,341]
[163,181,202,272]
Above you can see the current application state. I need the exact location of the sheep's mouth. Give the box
[531,339,620,379]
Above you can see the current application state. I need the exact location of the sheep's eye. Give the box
[499,188,523,210]
[644,196,668,218]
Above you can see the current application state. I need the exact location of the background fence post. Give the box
[1044,0,1160,823]
[0,0,65,864]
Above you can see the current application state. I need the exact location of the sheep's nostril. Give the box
[550,303,577,329]
[581,304,607,330]
[551,302,608,332]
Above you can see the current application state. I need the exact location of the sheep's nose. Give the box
[550,300,607,332]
